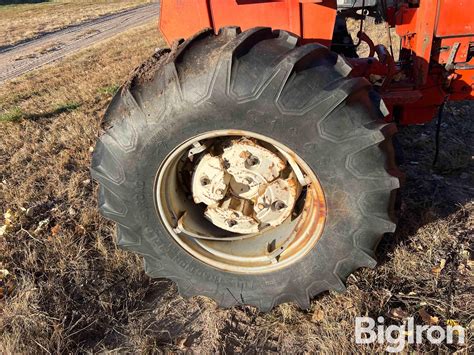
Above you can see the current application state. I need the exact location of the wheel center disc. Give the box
[193,137,299,234]
[155,130,326,274]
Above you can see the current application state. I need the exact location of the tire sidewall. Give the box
[127,94,363,297]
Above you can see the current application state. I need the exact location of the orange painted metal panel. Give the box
[395,6,417,37]
[396,1,439,86]
[436,37,473,64]
[411,0,438,86]
[300,0,337,46]
[160,0,336,46]
[160,0,212,44]
[435,0,474,37]
[209,0,301,36]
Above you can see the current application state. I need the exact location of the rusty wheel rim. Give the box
[155,130,326,274]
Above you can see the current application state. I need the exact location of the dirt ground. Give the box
[0,0,152,48]
[0,2,160,83]
[0,17,473,353]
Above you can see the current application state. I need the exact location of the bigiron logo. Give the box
[355,316,465,352]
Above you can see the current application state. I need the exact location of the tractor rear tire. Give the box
[91,27,399,311]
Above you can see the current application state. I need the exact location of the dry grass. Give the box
[0,0,152,47]
[347,17,401,58]
[0,20,473,352]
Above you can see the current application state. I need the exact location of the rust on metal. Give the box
[156,130,327,273]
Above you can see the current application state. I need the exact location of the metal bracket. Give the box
[445,42,460,70]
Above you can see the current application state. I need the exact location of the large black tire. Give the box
[91,27,399,311]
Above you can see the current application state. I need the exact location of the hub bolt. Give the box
[223,158,230,169]
[246,155,260,167]
[201,177,210,186]
[272,201,287,211]
[227,219,237,228]
[243,177,253,185]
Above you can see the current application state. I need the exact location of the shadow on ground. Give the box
[379,101,473,261]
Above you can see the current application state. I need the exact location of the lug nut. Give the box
[246,155,260,167]
[223,158,230,169]
[227,219,237,228]
[272,201,287,211]
[243,177,253,185]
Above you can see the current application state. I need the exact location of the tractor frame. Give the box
[159,0,474,125]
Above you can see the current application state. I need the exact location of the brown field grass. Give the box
[346,17,401,58]
[0,0,152,47]
[0,21,473,352]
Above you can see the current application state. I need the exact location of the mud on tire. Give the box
[91,27,399,311]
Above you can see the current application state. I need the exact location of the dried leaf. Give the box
[439,259,446,269]
[51,224,61,236]
[0,225,8,237]
[389,307,409,320]
[419,308,439,325]
[446,319,460,327]
[3,209,15,234]
[7,280,15,294]
[175,337,187,349]
[4,209,13,224]
[431,258,446,276]
[0,269,10,279]
[26,207,35,217]
[312,309,324,323]
[34,218,50,234]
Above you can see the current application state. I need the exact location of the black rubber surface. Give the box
[91,27,399,311]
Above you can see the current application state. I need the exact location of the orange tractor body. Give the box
[159,0,474,125]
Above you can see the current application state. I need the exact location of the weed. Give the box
[0,102,81,122]
[10,90,41,105]
[0,107,23,122]
[98,84,120,96]
[55,101,81,112]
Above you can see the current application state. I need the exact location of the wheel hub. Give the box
[156,131,326,273]
[192,138,300,234]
